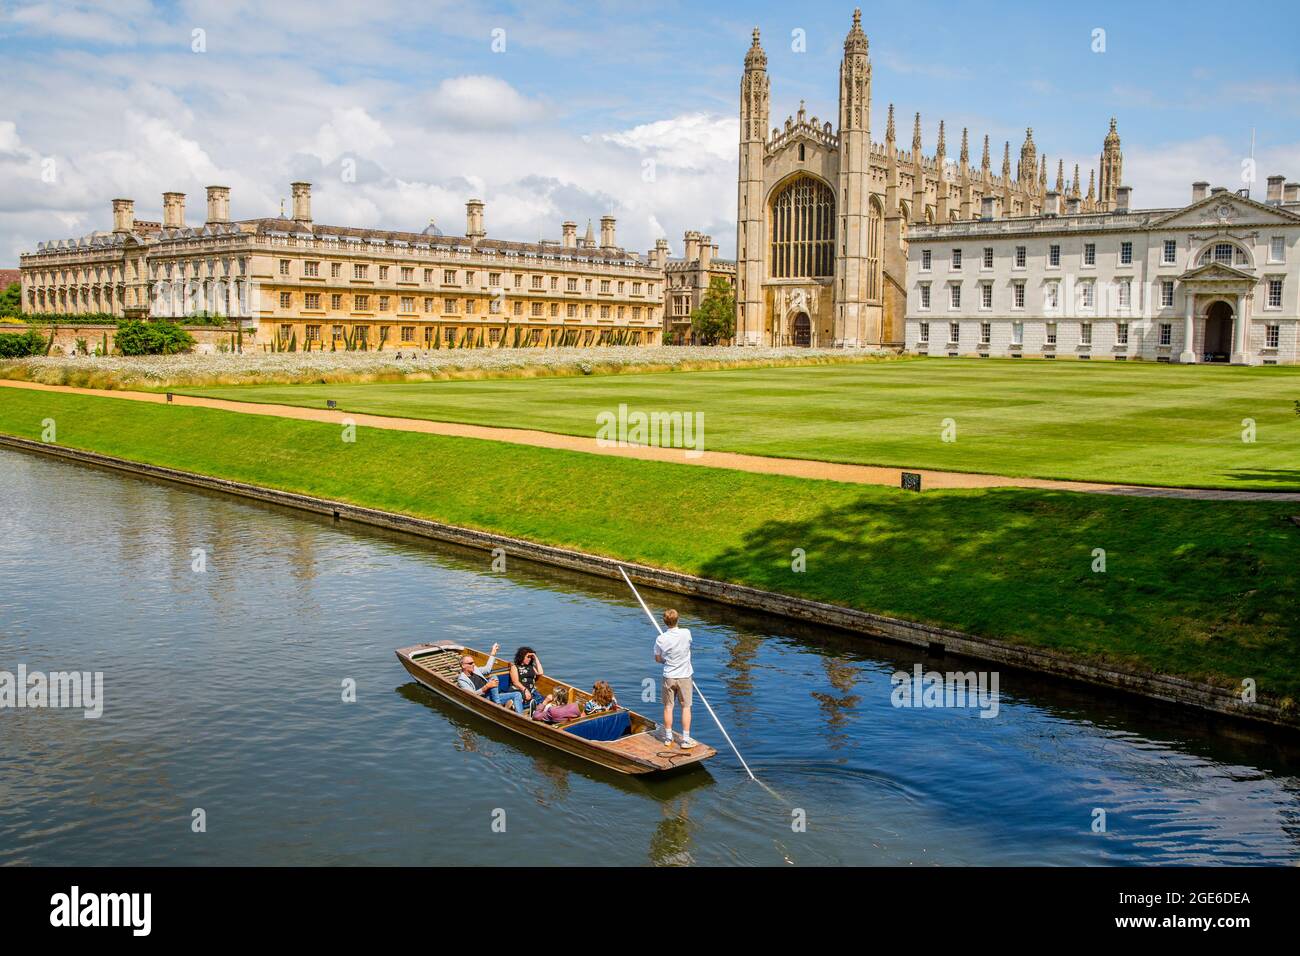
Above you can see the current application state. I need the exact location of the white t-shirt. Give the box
[655,627,693,679]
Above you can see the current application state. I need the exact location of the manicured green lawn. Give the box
[178,358,1300,490]
[2,388,1297,702]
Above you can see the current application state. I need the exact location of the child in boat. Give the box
[532,686,582,723]
[582,680,619,715]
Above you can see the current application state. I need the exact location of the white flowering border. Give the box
[0,346,900,390]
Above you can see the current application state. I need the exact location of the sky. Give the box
[1,0,1297,265]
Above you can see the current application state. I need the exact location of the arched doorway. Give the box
[792,312,811,347]
[1203,301,1233,363]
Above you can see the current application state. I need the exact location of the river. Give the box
[1,447,1297,866]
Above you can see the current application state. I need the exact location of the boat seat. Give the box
[563,710,632,742]
[421,650,463,681]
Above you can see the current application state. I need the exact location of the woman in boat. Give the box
[582,680,619,715]
[532,686,581,723]
[510,647,544,710]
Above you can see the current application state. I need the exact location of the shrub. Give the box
[113,319,196,356]
[0,329,48,358]
[23,312,118,326]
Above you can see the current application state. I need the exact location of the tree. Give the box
[0,282,21,318]
[689,276,736,345]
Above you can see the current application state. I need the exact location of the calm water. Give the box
[1,447,1298,866]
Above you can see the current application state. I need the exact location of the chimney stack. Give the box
[561,220,577,249]
[651,238,669,270]
[600,215,617,250]
[980,195,1001,221]
[291,182,312,222]
[1266,175,1285,204]
[1114,186,1131,213]
[466,199,485,239]
[206,185,231,224]
[162,191,186,229]
[1192,181,1209,203]
[684,230,700,262]
[1285,182,1300,203]
[1043,190,1060,217]
[699,235,713,270]
[112,198,135,234]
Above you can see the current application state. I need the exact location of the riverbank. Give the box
[1,388,1296,723]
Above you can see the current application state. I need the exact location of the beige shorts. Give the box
[662,676,693,707]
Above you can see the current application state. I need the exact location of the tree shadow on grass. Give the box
[1221,468,1300,490]
[696,487,1298,696]
[697,489,1151,651]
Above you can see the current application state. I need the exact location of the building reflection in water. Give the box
[649,793,694,866]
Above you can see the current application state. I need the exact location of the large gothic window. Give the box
[769,177,835,279]
[866,197,883,301]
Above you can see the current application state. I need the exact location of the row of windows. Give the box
[277,259,652,296]
[279,290,647,321]
[919,236,1289,272]
[917,321,1283,349]
[918,278,1285,311]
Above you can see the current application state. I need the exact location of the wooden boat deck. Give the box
[607,731,715,770]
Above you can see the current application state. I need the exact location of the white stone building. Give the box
[904,178,1300,365]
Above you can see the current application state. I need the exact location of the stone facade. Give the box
[655,232,737,344]
[904,180,1300,365]
[20,186,664,349]
[735,9,1113,349]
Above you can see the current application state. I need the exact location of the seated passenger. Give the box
[510,646,545,711]
[582,680,620,715]
[455,643,523,713]
[532,686,582,723]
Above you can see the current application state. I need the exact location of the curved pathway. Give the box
[2,379,1298,501]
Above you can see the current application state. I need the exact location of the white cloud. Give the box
[601,112,737,171]
[308,108,396,166]
[1126,136,1300,209]
[428,75,545,130]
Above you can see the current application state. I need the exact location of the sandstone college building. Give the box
[19,185,664,349]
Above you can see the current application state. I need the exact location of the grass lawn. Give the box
[177,358,1300,491]
[2,388,1297,702]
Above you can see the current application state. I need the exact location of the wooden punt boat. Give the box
[396,640,717,775]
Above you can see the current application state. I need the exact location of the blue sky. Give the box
[1,0,1297,264]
